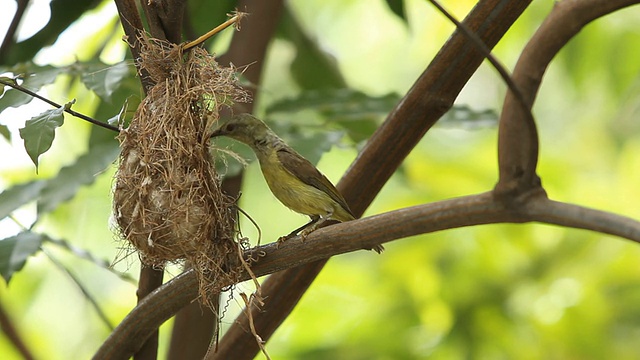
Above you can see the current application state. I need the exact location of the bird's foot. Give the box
[276,233,295,247]
[277,217,322,247]
[298,227,316,241]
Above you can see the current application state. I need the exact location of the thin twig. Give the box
[495,0,640,196]
[44,237,137,284]
[42,248,115,331]
[235,205,262,246]
[182,13,245,51]
[427,0,535,131]
[0,78,120,132]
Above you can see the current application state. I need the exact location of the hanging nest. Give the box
[113,33,251,303]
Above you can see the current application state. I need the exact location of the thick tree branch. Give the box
[495,0,640,197]
[114,0,153,92]
[132,265,163,360]
[140,0,186,44]
[166,283,218,360]
[94,190,640,359]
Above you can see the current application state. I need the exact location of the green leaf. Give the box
[385,0,407,23]
[81,62,132,102]
[0,76,11,96]
[279,8,346,90]
[438,105,498,129]
[267,89,398,144]
[0,181,46,220]
[18,103,67,170]
[267,89,400,118]
[0,65,64,113]
[334,117,379,143]
[288,129,344,166]
[0,124,10,141]
[37,141,120,215]
[0,139,119,219]
[0,231,44,283]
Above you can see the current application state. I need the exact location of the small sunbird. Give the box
[210,113,383,253]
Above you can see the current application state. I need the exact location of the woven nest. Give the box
[113,34,250,302]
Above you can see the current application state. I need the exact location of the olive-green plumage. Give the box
[211,114,383,252]
[211,113,354,221]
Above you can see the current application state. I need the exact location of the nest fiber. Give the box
[113,34,249,298]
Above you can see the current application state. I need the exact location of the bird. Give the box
[210,113,383,253]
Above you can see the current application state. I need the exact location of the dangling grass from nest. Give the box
[113,32,252,307]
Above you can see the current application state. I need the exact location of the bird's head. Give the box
[210,113,272,147]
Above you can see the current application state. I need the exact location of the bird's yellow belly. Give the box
[259,156,348,220]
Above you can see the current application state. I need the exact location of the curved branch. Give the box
[526,197,640,240]
[94,191,640,359]
[495,0,640,197]
[217,1,533,359]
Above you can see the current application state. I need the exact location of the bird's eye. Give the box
[225,124,236,132]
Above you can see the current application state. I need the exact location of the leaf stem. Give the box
[0,78,120,133]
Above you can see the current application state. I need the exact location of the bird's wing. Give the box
[277,148,355,217]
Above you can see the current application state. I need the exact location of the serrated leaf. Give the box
[0,231,44,283]
[19,104,66,170]
[0,65,64,114]
[81,62,131,102]
[0,124,10,141]
[0,181,46,220]
[37,141,120,215]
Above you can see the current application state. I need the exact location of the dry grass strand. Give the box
[113,33,252,307]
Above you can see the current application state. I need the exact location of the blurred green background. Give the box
[1,0,640,359]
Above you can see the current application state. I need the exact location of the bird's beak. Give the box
[210,128,222,138]
[209,119,229,138]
